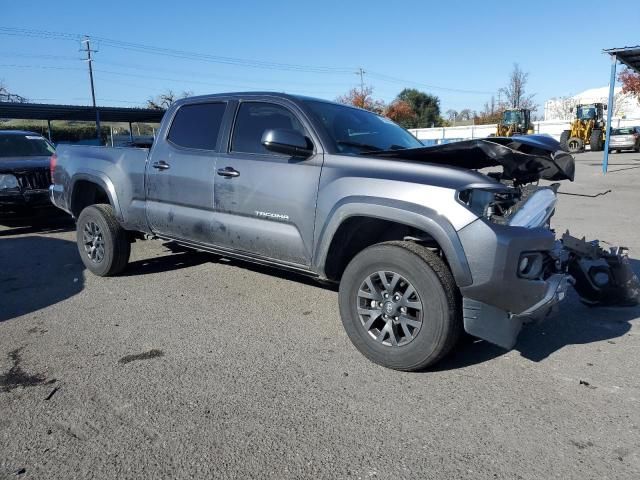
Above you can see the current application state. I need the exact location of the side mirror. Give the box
[603,104,608,111]
[261,129,313,158]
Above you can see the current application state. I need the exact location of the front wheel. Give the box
[338,241,461,371]
[559,130,570,151]
[76,204,131,276]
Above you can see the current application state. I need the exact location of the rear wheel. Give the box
[338,241,461,371]
[590,129,603,151]
[76,204,130,276]
[559,130,570,151]
[567,136,584,153]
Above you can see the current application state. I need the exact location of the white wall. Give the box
[409,117,640,145]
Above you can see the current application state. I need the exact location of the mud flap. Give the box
[562,232,640,306]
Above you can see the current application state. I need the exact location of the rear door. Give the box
[213,99,323,266]
[145,100,230,244]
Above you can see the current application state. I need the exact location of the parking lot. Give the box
[1,150,639,479]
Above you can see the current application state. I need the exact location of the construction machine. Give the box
[559,103,606,153]
[495,108,534,137]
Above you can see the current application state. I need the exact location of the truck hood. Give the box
[0,156,51,172]
[366,135,574,184]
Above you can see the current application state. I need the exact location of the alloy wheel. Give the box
[356,270,423,347]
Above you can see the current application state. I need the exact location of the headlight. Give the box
[0,174,19,190]
[508,189,557,229]
[457,187,518,220]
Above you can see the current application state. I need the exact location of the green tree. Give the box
[396,89,442,128]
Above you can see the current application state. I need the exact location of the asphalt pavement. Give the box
[1,150,639,479]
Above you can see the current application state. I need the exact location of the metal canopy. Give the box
[0,102,165,123]
[602,45,640,173]
[604,45,640,74]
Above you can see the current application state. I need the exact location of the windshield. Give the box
[0,133,55,158]
[303,100,423,154]
[503,110,523,124]
[577,106,596,120]
[612,128,634,135]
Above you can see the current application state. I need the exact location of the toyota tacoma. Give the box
[49,93,639,370]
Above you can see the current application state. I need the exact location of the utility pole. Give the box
[81,36,101,141]
[355,67,365,94]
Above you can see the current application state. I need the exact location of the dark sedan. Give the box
[0,130,55,212]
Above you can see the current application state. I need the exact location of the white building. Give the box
[544,86,640,121]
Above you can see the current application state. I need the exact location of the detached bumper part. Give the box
[462,274,571,349]
[562,233,640,307]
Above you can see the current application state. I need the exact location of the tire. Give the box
[589,129,603,151]
[559,130,570,151]
[76,204,130,276]
[567,136,584,153]
[338,241,461,371]
[616,149,622,154]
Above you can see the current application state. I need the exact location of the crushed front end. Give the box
[452,139,638,348]
[373,135,639,349]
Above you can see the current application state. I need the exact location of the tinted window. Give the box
[0,134,55,158]
[612,128,634,135]
[167,102,226,150]
[231,102,306,154]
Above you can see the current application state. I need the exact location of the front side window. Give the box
[503,110,523,125]
[577,106,596,120]
[231,102,306,155]
[167,102,226,150]
[303,100,422,155]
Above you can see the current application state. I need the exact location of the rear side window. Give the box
[231,102,306,155]
[167,102,226,150]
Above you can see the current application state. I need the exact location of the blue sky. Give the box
[0,0,637,113]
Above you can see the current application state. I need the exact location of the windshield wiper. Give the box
[336,140,383,152]
[359,144,411,155]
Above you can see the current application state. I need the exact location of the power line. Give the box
[0,27,354,74]
[367,71,494,95]
[0,27,497,99]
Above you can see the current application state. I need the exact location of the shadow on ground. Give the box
[435,259,640,370]
[0,207,74,237]
[0,235,84,322]
[120,241,335,290]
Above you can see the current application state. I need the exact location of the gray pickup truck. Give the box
[50,92,639,370]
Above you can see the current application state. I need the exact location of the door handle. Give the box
[152,161,170,170]
[217,167,240,178]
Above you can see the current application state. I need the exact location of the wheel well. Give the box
[323,216,444,281]
[70,180,110,217]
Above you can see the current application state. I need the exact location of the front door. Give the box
[213,100,322,266]
[146,101,228,244]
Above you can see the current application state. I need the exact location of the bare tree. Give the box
[499,63,536,110]
[146,90,193,110]
[445,109,458,122]
[457,109,473,121]
[545,96,580,121]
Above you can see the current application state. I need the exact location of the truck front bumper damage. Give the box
[462,274,571,349]
[457,219,639,349]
